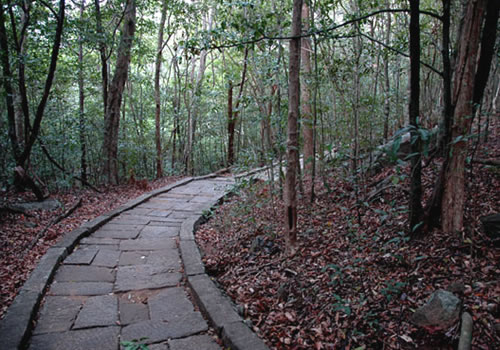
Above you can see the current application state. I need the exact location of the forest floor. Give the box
[196,122,500,349]
[0,175,182,319]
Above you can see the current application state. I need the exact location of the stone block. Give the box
[49,282,113,296]
[33,296,84,334]
[222,321,269,350]
[168,335,220,350]
[73,295,118,329]
[188,274,240,332]
[29,326,120,350]
[114,265,181,292]
[180,240,205,276]
[55,265,115,283]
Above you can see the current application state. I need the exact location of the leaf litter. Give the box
[196,123,499,349]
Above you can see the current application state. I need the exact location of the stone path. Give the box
[27,177,234,350]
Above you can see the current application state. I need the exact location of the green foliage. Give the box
[121,338,149,350]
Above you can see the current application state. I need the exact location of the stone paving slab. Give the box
[121,313,208,344]
[93,228,141,239]
[148,288,195,321]
[119,299,149,325]
[73,295,118,329]
[139,225,180,238]
[119,238,176,251]
[80,237,121,245]
[114,265,181,292]
[29,326,120,350]
[55,265,115,283]
[169,335,221,350]
[48,282,113,296]
[91,249,120,267]
[63,247,98,265]
[33,296,84,335]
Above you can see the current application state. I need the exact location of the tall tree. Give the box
[441,0,499,232]
[227,47,248,166]
[0,0,65,199]
[94,0,109,116]
[102,0,136,184]
[284,0,303,253]
[78,0,88,183]
[408,0,423,233]
[301,1,314,195]
[154,0,168,179]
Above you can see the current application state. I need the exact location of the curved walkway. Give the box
[0,176,268,350]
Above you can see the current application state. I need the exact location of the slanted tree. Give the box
[284,0,303,254]
[408,0,423,234]
[440,0,499,232]
[102,0,136,184]
[0,0,65,199]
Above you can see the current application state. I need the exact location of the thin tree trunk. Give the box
[227,47,248,166]
[227,80,234,165]
[383,6,391,142]
[301,2,314,196]
[102,0,136,184]
[94,0,108,116]
[409,0,423,234]
[154,0,167,179]
[78,0,87,183]
[284,0,302,254]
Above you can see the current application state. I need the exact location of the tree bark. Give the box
[154,0,167,179]
[1,0,65,199]
[102,0,136,184]
[301,2,314,194]
[441,0,498,232]
[94,0,109,116]
[408,0,423,234]
[227,80,234,165]
[285,0,303,254]
[227,48,248,166]
[78,0,87,183]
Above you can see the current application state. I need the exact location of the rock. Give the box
[457,312,473,350]
[410,289,461,331]
[10,198,61,211]
[447,280,465,295]
[480,213,500,246]
[250,236,265,253]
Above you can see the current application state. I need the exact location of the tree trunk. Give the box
[94,0,108,116]
[301,2,314,195]
[408,0,423,234]
[78,0,87,183]
[154,0,167,179]
[441,0,498,232]
[1,0,65,200]
[383,6,391,142]
[285,0,302,254]
[227,80,235,165]
[102,0,136,184]
[227,48,248,166]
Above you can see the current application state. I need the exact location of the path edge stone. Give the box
[179,187,269,350]
[0,175,208,350]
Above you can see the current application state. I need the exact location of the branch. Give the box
[189,8,441,51]
[359,32,443,76]
[25,198,82,251]
[473,158,500,167]
[37,137,103,193]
